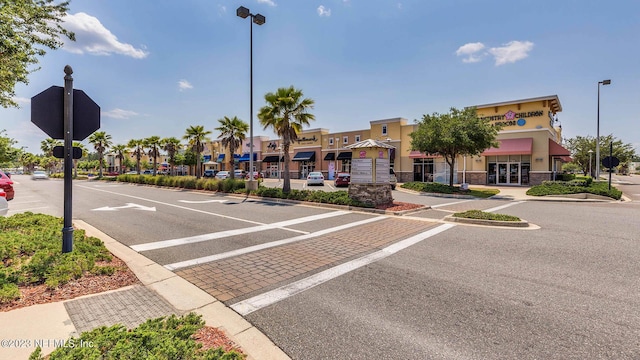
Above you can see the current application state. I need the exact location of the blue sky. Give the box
[3,0,639,155]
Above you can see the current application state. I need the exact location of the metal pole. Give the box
[596,82,600,180]
[589,151,592,177]
[62,65,74,253]
[608,141,613,190]
[248,17,255,189]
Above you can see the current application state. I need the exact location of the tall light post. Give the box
[588,149,593,177]
[596,79,611,180]
[237,6,265,190]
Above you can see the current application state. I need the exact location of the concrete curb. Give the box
[74,220,291,360]
[443,214,530,228]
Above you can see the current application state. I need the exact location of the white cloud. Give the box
[102,108,139,119]
[218,5,227,15]
[13,97,31,105]
[61,12,148,59]
[488,41,534,66]
[257,0,276,6]
[178,80,193,92]
[317,5,331,17]
[455,42,485,63]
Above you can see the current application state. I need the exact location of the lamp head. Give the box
[236,6,250,18]
[253,13,266,25]
[600,79,611,85]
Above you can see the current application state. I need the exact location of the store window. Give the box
[329,138,334,146]
[343,136,349,144]
[355,135,361,142]
[382,125,388,136]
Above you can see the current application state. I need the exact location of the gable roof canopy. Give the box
[481,138,533,156]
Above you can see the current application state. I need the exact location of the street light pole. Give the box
[237,6,265,190]
[596,79,611,180]
[588,149,593,178]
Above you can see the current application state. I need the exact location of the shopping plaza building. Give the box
[114,95,571,186]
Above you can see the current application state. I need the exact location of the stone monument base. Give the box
[348,183,393,206]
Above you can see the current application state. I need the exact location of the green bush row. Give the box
[29,312,244,360]
[115,175,246,192]
[526,180,621,200]
[252,187,373,207]
[0,213,115,303]
[400,182,499,198]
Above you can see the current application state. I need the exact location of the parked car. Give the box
[306,171,325,186]
[215,171,230,180]
[204,169,218,178]
[0,189,8,216]
[334,172,350,187]
[31,170,49,181]
[234,169,247,179]
[245,171,263,180]
[0,170,14,200]
[389,168,397,190]
[142,170,153,175]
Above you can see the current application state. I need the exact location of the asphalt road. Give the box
[6,175,640,359]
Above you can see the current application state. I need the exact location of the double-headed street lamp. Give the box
[596,79,611,180]
[237,6,265,190]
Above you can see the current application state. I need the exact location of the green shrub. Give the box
[32,313,245,360]
[453,210,521,221]
[400,182,498,198]
[0,282,20,303]
[527,180,621,200]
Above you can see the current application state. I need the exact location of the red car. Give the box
[334,172,350,187]
[0,170,14,201]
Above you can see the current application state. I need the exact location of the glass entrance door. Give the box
[495,162,520,185]
[498,163,508,183]
[509,163,520,184]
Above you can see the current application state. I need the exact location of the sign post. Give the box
[31,66,100,253]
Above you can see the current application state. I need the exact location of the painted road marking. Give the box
[178,199,228,204]
[164,216,387,270]
[92,203,156,211]
[231,223,456,315]
[131,210,350,252]
[430,199,474,208]
[485,201,525,212]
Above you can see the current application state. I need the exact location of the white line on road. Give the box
[131,210,350,252]
[178,199,228,204]
[430,199,474,208]
[231,223,456,315]
[485,201,525,212]
[164,216,387,270]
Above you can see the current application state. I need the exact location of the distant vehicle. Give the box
[125,170,138,175]
[389,168,397,190]
[306,171,324,186]
[0,170,14,201]
[0,189,8,216]
[245,171,263,180]
[142,170,153,175]
[234,169,247,179]
[215,171,230,180]
[204,169,218,178]
[31,170,49,181]
[107,171,120,176]
[334,172,350,187]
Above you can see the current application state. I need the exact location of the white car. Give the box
[0,189,8,216]
[306,171,325,186]
[31,170,49,180]
[215,171,230,180]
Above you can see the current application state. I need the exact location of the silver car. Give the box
[31,170,49,180]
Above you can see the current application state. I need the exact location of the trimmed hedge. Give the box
[526,180,621,200]
[453,210,521,221]
[400,182,499,198]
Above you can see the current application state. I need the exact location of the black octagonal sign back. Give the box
[31,86,100,140]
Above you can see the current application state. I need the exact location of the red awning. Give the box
[409,150,439,158]
[481,138,533,156]
[549,139,571,156]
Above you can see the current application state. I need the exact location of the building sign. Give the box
[480,110,544,127]
[359,150,366,159]
[351,158,372,184]
[296,135,318,144]
[375,158,390,183]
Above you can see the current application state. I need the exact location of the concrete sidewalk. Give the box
[0,220,290,360]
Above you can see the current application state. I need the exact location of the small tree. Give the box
[410,106,500,186]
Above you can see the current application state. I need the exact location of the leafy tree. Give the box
[1,0,75,108]
[564,134,637,176]
[183,125,211,179]
[20,151,38,173]
[410,106,500,186]
[87,131,112,177]
[258,86,315,193]
[161,137,182,176]
[215,116,248,179]
[72,141,87,178]
[143,136,161,176]
[111,144,128,174]
[0,130,20,165]
[127,139,144,174]
[39,137,61,156]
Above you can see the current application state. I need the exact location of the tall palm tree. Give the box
[215,116,248,179]
[161,137,182,176]
[88,131,113,177]
[127,139,144,174]
[144,136,162,176]
[40,138,61,173]
[258,86,315,193]
[183,125,211,179]
[111,144,128,174]
[72,141,87,178]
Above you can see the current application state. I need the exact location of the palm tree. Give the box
[215,116,248,179]
[144,136,162,176]
[183,125,211,179]
[111,144,128,174]
[72,141,87,178]
[161,137,182,176]
[258,86,315,193]
[40,138,61,173]
[127,139,144,174]
[88,131,113,177]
